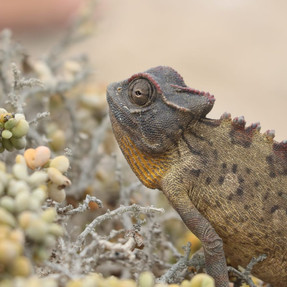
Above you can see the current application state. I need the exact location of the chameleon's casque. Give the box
[107,66,287,287]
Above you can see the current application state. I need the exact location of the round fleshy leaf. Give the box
[24,146,51,169]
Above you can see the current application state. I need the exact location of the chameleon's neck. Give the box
[116,133,175,189]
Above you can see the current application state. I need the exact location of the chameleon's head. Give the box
[107,66,215,155]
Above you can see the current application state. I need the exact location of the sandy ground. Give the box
[8,0,287,140]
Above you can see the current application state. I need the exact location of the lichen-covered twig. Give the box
[228,254,267,287]
[157,242,193,284]
[8,63,44,113]
[57,194,103,215]
[95,230,143,261]
[105,229,126,241]
[29,112,51,126]
[0,29,24,96]
[75,204,164,249]
[44,261,74,280]
[11,63,44,91]
[157,244,207,284]
[162,241,182,259]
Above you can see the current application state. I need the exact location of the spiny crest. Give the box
[232,116,262,134]
[272,140,287,157]
[264,129,275,140]
[220,112,266,135]
[170,84,215,106]
[220,112,231,120]
[232,116,246,128]
[220,112,287,156]
[220,113,261,148]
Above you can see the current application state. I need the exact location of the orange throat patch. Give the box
[117,134,172,189]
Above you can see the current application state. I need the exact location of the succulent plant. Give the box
[0,109,29,152]
[23,146,71,203]
[0,149,69,279]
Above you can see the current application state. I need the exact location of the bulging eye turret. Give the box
[128,78,155,106]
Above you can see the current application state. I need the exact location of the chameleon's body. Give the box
[106,66,287,287]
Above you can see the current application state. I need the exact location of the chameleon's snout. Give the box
[106,82,117,101]
[106,81,121,113]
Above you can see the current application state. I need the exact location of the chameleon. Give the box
[106,66,287,287]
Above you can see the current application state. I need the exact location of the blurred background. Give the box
[1,0,287,140]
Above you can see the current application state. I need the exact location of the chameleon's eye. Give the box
[128,78,155,106]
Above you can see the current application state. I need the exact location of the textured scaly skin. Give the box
[107,66,287,287]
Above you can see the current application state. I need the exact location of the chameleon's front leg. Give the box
[162,181,229,287]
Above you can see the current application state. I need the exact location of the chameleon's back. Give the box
[181,117,287,285]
